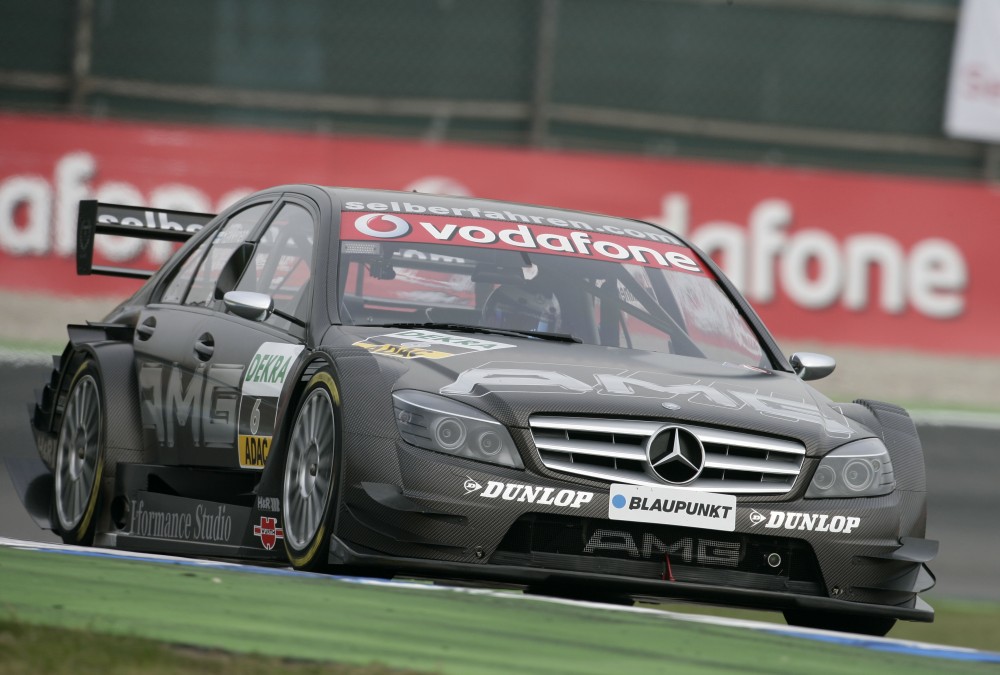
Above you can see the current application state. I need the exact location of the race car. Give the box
[17,185,936,636]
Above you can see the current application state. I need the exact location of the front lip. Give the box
[327,535,935,623]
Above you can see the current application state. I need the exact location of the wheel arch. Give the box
[839,399,926,493]
[254,351,333,492]
[51,341,145,478]
[252,345,397,524]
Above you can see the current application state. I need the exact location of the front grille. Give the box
[530,416,805,495]
[491,514,824,595]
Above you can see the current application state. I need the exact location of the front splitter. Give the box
[328,535,934,623]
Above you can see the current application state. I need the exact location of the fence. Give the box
[0,0,992,178]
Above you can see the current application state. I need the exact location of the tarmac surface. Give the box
[1,360,997,602]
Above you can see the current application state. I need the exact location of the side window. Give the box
[160,237,211,304]
[182,203,271,307]
[234,202,315,329]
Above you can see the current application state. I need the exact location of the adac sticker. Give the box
[354,329,513,360]
[237,396,277,469]
[238,432,271,469]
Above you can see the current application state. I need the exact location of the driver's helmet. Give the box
[484,284,561,332]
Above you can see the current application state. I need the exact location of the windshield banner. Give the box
[340,211,714,277]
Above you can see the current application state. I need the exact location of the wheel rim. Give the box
[55,374,101,531]
[282,387,336,550]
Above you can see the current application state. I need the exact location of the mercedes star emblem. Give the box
[645,426,706,484]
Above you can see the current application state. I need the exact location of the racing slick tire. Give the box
[782,610,896,637]
[53,360,106,546]
[281,368,342,571]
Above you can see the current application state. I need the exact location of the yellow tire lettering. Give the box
[286,368,338,567]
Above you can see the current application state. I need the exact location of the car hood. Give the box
[330,326,871,456]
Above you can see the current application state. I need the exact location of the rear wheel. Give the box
[783,610,896,637]
[53,361,105,545]
[282,369,341,570]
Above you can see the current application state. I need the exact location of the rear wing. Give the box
[76,200,216,279]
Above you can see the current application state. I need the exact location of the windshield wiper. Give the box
[374,322,582,344]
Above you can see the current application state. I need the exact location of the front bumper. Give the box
[328,535,934,622]
[335,435,937,621]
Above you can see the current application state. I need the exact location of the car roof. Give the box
[309,185,683,244]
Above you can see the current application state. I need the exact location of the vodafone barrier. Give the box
[1,112,997,354]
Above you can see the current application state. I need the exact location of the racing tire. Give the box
[53,360,105,546]
[782,610,896,637]
[281,368,342,571]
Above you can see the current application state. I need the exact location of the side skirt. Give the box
[104,463,287,562]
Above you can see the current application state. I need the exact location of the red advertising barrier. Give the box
[1,112,998,354]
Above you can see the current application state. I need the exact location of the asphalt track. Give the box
[1,359,998,603]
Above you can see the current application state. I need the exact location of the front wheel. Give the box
[282,369,341,570]
[53,361,105,545]
[783,610,896,637]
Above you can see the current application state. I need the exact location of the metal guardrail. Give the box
[0,0,989,178]
[663,0,958,22]
[0,68,981,164]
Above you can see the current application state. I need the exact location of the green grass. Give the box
[801,388,1000,417]
[895,598,1000,651]
[0,620,427,675]
[0,339,62,357]
[882,402,1000,417]
[649,598,1000,653]
[0,546,996,674]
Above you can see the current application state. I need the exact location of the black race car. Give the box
[18,185,936,636]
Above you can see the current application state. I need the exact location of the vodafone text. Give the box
[348,212,705,273]
[650,193,967,319]
[0,151,250,262]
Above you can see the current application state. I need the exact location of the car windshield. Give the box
[336,214,768,367]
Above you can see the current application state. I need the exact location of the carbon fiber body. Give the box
[323,339,935,621]
[24,186,936,627]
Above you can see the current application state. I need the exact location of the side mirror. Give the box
[789,352,836,381]
[223,291,274,322]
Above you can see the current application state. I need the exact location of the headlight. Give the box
[392,390,523,469]
[805,438,895,499]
